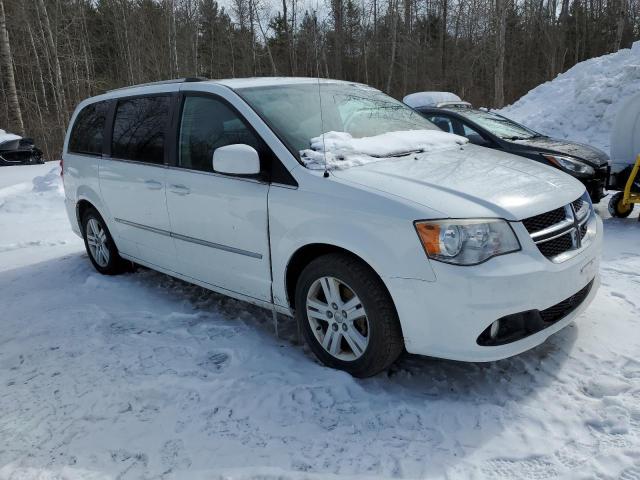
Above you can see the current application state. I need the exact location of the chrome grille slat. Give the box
[534,227,575,244]
[529,218,575,240]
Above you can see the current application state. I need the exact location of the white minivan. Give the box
[62,77,602,377]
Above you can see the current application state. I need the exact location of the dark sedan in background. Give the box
[404,94,611,203]
[0,135,44,166]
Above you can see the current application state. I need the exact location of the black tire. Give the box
[81,207,126,275]
[608,192,634,218]
[295,253,404,377]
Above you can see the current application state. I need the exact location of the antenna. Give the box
[313,4,329,178]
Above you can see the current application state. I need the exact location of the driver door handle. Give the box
[169,184,190,195]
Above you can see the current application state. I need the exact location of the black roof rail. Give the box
[108,77,208,93]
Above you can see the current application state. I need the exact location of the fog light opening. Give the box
[489,320,500,339]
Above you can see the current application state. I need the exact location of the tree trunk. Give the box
[253,0,277,74]
[170,0,179,76]
[332,0,343,78]
[612,0,626,52]
[386,0,398,92]
[441,0,448,78]
[26,22,48,110]
[248,0,257,75]
[37,0,67,124]
[0,0,24,135]
[494,0,506,107]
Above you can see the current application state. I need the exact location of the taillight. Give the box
[60,158,63,177]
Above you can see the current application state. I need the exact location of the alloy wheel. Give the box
[86,217,110,267]
[305,276,370,361]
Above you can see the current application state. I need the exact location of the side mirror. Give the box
[212,144,260,175]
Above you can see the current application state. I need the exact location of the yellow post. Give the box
[622,154,640,205]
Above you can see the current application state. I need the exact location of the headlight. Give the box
[543,154,595,175]
[415,219,520,265]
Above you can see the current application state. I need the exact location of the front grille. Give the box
[522,194,593,261]
[522,207,566,234]
[537,232,574,257]
[572,198,584,213]
[540,280,593,323]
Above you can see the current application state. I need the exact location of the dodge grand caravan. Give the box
[62,77,602,377]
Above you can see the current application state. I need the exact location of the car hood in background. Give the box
[511,136,610,167]
[331,144,585,220]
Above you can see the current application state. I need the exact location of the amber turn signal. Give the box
[415,222,441,255]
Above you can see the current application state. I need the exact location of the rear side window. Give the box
[112,96,170,164]
[68,101,108,155]
[179,95,262,173]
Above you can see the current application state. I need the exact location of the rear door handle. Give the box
[169,184,190,195]
[144,180,163,190]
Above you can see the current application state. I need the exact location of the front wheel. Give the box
[608,192,634,218]
[295,253,404,377]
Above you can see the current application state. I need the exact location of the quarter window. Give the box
[179,95,262,173]
[112,96,170,164]
[68,101,109,155]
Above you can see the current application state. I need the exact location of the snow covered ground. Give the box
[501,42,640,155]
[1,163,639,480]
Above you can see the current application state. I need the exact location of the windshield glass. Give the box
[454,109,540,140]
[237,82,437,155]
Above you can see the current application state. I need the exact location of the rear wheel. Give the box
[608,192,634,218]
[295,253,404,377]
[81,208,126,275]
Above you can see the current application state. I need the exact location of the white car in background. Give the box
[62,77,602,377]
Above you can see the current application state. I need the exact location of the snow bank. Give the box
[610,91,640,168]
[500,42,640,155]
[0,164,78,271]
[0,128,21,145]
[300,130,468,170]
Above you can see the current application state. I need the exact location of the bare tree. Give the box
[36,0,67,124]
[0,0,23,134]
[494,0,507,107]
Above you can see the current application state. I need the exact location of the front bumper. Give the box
[386,215,603,362]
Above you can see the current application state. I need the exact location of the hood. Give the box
[512,136,610,167]
[331,144,586,221]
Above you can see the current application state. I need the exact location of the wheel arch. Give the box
[284,243,398,316]
[75,195,120,251]
[76,198,96,227]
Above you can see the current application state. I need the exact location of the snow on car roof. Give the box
[403,91,464,108]
[0,129,22,146]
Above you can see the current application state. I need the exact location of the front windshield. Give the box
[455,109,540,140]
[237,82,438,155]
